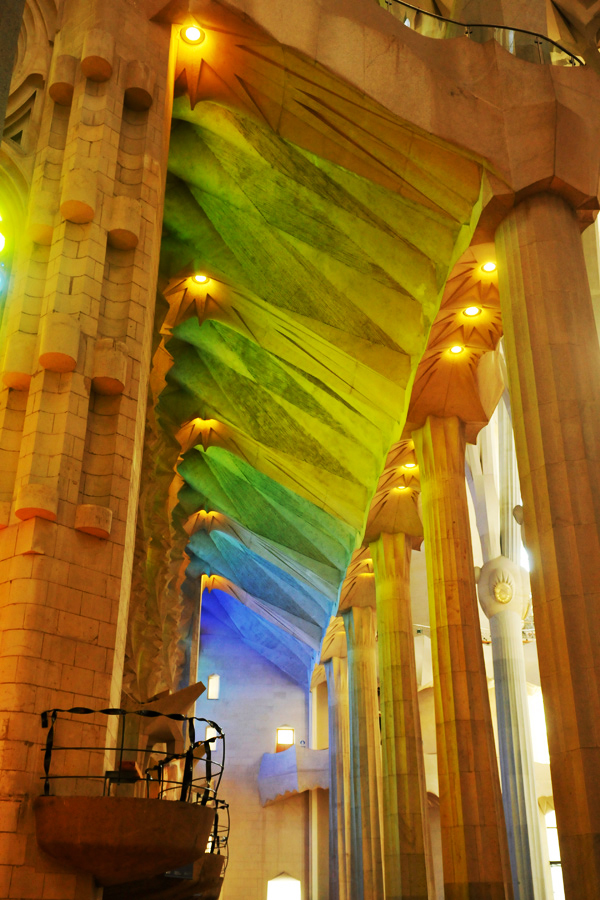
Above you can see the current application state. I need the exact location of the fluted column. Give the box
[341,605,384,900]
[478,556,547,900]
[496,192,600,900]
[413,414,512,900]
[325,655,352,900]
[370,530,434,900]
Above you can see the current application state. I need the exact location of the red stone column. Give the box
[413,415,513,900]
[496,192,600,900]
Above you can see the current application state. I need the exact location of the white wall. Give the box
[197,609,310,900]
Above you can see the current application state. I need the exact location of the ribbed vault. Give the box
[126,28,487,695]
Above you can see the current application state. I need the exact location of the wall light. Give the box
[464,306,481,317]
[481,261,496,273]
[193,273,209,284]
[450,345,464,354]
[181,25,205,45]
[276,727,295,752]
[207,673,220,700]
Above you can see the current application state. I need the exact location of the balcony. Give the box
[34,703,228,890]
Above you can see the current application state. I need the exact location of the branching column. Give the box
[325,654,352,900]
[495,192,600,900]
[413,414,512,900]
[341,605,384,900]
[370,530,434,900]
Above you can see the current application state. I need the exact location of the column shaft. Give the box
[371,531,435,900]
[325,657,352,900]
[495,192,600,900]
[491,610,547,900]
[342,606,384,900]
[414,415,512,900]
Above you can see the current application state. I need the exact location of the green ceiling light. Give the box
[181,25,205,45]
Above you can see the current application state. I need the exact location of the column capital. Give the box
[476,555,529,621]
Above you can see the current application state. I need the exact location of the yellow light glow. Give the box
[450,345,464,354]
[464,306,481,317]
[403,462,417,469]
[482,261,497,273]
[181,25,205,44]
[193,273,209,284]
[276,727,294,746]
[395,485,408,491]
[0,233,5,253]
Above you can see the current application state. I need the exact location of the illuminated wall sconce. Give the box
[267,873,302,900]
[275,726,295,753]
[207,673,220,700]
[205,725,218,750]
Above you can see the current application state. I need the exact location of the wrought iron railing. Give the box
[40,706,225,806]
[381,0,583,66]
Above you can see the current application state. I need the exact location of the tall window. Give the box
[267,874,301,900]
[545,810,565,900]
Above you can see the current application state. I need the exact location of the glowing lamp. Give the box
[403,462,417,469]
[464,306,481,317]
[181,25,205,45]
[481,261,496,273]
[276,727,294,752]
[450,345,464,354]
[193,273,209,284]
[395,485,408,491]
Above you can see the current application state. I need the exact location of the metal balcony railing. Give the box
[40,706,225,806]
[381,0,583,66]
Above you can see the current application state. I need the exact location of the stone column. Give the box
[496,192,600,900]
[341,604,384,900]
[370,529,435,900]
[324,654,351,900]
[413,414,512,900]
[0,2,172,896]
[478,556,547,900]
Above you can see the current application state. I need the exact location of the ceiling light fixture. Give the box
[193,273,209,284]
[464,306,481,317]
[403,462,417,469]
[181,25,205,45]
[481,261,496,273]
[450,345,464,354]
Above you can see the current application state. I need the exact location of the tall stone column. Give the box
[340,604,384,900]
[477,556,547,900]
[324,653,351,900]
[370,529,435,900]
[495,192,600,900]
[413,414,513,900]
[0,2,172,896]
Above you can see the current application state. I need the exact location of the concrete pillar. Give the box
[495,191,600,900]
[478,556,548,900]
[341,605,384,900]
[370,530,435,900]
[325,656,351,900]
[413,414,513,900]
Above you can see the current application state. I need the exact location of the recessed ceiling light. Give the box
[450,345,464,354]
[464,306,481,317]
[404,462,417,469]
[395,485,408,491]
[181,25,205,45]
[481,261,496,273]
[193,274,209,284]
